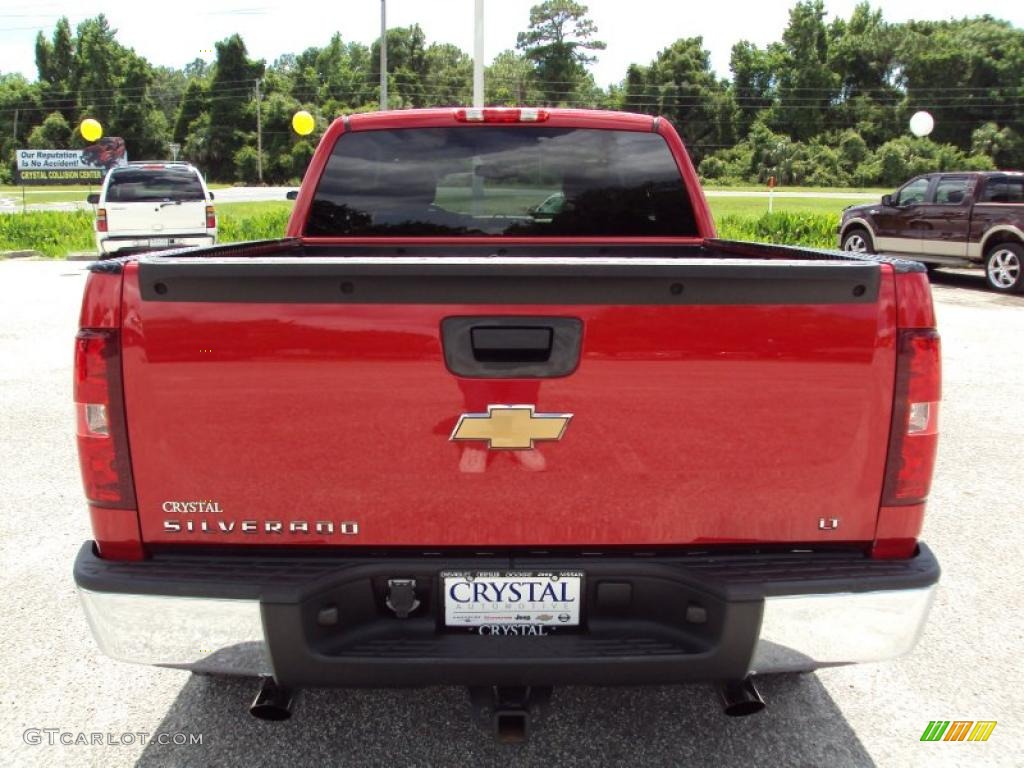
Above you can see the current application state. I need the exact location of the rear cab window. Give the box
[305,127,698,237]
[104,167,206,204]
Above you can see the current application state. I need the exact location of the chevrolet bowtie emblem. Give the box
[450,405,573,450]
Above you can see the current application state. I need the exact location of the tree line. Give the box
[0,1,1021,186]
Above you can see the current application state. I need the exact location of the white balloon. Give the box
[909,111,934,138]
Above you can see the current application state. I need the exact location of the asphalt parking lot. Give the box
[1,260,1021,768]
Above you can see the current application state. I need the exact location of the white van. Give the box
[89,162,217,257]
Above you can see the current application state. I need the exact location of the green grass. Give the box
[216,201,293,218]
[0,185,99,205]
[707,195,866,219]
[217,201,293,242]
[0,209,95,256]
[715,211,840,249]
[1,198,841,257]
[0,200,295,257]
[702,182,891,195]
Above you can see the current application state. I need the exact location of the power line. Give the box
[2,67,1021,135]
[14,61,1024,96]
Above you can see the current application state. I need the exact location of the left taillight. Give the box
[74,329,136,508]
[881,329,941,505]
[206,205,216,229]
[96,208,107,232]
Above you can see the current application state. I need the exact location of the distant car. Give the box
[88,162,217,258]
[528,191,566,219]
[838,171,1024,293]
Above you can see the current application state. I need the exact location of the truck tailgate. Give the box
[106,202,206,235]
[120,255,897,548]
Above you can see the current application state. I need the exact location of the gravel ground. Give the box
[0,261,1021,768]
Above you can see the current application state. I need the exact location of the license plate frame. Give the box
[442,571,583,628]
[149,238,170,247]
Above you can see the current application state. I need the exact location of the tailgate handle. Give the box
[442,317,582,378]
[471,326,553,363]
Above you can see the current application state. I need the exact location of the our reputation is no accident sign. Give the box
[14,138,127,185]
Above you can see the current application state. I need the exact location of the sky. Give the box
[1,0,1022,87]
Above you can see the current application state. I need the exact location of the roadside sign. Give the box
[14,138,128,185]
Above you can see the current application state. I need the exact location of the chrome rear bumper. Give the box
[749,586,936,673]
[75,542,939,682]
[78,589,272,677]
[78,585,935,678]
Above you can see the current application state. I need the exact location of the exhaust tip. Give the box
[250,702,293,722]
[718,678,765,717]
[495,710,529,744]
[250,677,296,721]
[723,698,766,717]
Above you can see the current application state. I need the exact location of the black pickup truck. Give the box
[839,171,1024,292]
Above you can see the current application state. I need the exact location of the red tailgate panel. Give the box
[121,267,897,548]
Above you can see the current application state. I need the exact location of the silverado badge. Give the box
[450,404,572,450]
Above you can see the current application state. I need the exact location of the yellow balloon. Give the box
[291,110,315,136]
[80,118,103,142]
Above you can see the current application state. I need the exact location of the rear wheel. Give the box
[985,243,1024,293]
[841,228,874,254]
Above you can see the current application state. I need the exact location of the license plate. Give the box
[442,571,583,627]
[149,238,169,246]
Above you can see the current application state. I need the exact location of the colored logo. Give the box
[450,405,572,450]
[920,721,997,742]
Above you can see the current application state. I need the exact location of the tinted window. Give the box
[980,176,1024,204]
[106,168,205,203]
[305,127,697,237]
[895,177,929,206]
[933,176,970,205]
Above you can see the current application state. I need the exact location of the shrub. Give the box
[972,123,1024,169]
[0,205,292,257]
[217,209,291,242]
[837,130,869,171]
[716,211,839,249]
[233,146,266,185]
[698,155,729,181]
[0,209,94,256]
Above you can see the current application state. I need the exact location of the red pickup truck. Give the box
[73,108,940,739]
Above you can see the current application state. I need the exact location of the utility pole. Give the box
[380,0,388,110]
[470,0,485,215]
[255,78,263,183]
[473,0,484,107]
[14,108,22,212]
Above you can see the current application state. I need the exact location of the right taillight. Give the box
[881,329,941,505]
[74,329,135,508]
[206,205,216,229]
[96,208,108,232]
